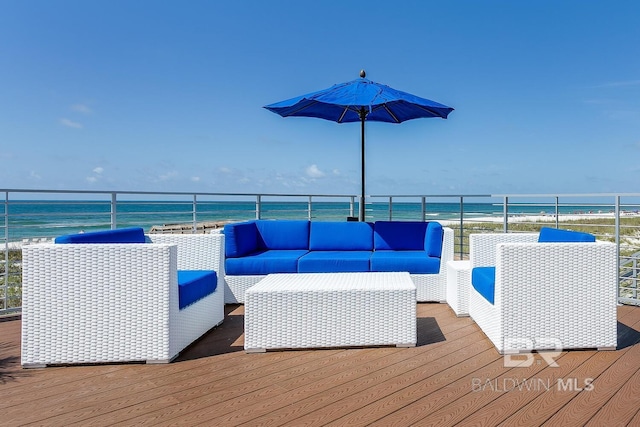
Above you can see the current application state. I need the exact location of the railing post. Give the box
[388,196,392,221]
[192,194,197,233]
[308,196,312,221]
[349,196,355,218]
[421,196,426,222]
[503,196,509,233]
[110,192,117,229]
[615,195,621,300]
[459,196,464,259]
[256,195,261,220]
[2,191,7,311]
[555,196,559,228]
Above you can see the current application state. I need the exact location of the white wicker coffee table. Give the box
[244,272,417,352]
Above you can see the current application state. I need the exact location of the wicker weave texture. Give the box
[225,227,454,304]
[22,234,225,367]
[469,233,538,267]
[446,260,471,316]
[244,272,416,351]
[468,234,618,353]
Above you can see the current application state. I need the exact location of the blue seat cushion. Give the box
[309,221,374,250]
[370,251,441,274]
[55,227,146,244]
[298,251,372,273]
[225,249,308,275]
[538,227,595,242]
[177,270,217,310]
[472,267,496,305]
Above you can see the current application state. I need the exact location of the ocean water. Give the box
[0,200,616,242]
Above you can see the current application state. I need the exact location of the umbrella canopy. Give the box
[264,70,454,221]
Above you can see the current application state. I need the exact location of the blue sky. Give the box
[2,1,639,197]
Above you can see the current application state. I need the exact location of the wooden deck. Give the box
[2,303,640,426]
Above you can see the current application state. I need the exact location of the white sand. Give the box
[437,211,639,227]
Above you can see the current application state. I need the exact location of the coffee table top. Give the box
[247,272,415,293]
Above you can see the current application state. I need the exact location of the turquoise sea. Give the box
[1,200,618,242]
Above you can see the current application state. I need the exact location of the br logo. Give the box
[503,338,562,368]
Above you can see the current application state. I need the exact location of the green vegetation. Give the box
[0,249,23,310]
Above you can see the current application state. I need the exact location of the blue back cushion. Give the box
[224,221,260,257]
[55,227,146,244]
[309,221,374,250]
[472,267,496,304]
[375,221,437,252]
[374,221,427,250]
[177,270,217,310]
[255,220,310,250]
[425,222,444,257]
[538,227,596,243]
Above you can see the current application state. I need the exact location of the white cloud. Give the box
[598,80,640,88]
[219,167,232,174]
[93,167,104,174]
[29,171,41,180]
[159,171,178,181]
[60,118,82,129]
[332,169,340,175]
[71,104,92,114]
[306,164,325,178]
[191,176,201,182]
[86,176,97,183]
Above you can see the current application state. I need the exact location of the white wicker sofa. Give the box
[222,220,454,304]
[468,227,618,354]
[21,228,225,368]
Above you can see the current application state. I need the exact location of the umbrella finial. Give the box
[359,69,366,78]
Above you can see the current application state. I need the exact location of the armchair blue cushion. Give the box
[538,227,595,243]
[55,227,146,244]
[177,270,217,310]
[472,267,496,304]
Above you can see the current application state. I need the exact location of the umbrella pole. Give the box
[359,108,366,222]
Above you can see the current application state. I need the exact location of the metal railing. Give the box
[2,189,640,314]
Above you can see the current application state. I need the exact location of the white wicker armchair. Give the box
[21,233,225,368]
[468,232,618,354]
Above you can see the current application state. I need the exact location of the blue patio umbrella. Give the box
[264,70,454,221]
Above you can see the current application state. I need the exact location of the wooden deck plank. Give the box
[212,326,489,426]
[112,305,469,426]
[0,303,639,427]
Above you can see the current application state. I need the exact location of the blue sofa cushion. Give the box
[177,270,217,310]
[225,249,308,275]
[374,221,428,251]
[538,227,596,243]
[472,267,496,305]
[55,227,146,244]
[255,220,310,250]
[298,251,372,273]
[309,221,374,251]
[370,251,441,274]
[425,222,444,258]
[224,221,260,258]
